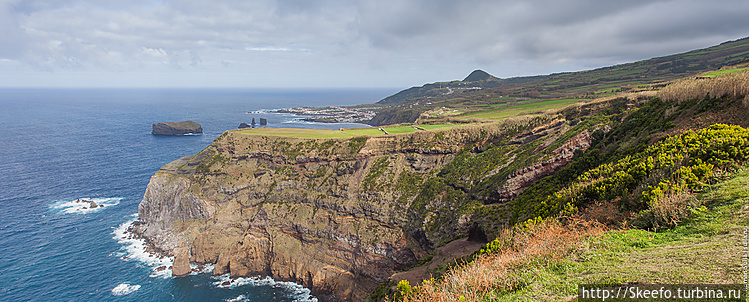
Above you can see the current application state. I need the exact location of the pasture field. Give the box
[236,123,457,139]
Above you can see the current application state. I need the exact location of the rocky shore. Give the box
[130,115,601,301]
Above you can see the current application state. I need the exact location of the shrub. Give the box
[657,70,749,104]
[630,189,702,230]
[397,279,412,297]
[398,218,605,301]
[515,124,749,224]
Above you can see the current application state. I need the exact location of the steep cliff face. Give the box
[134,116,602,301]
[493,125,610,203]
[135,129,461,300]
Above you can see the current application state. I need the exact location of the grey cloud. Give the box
[0,0,30,58]
[357,0,749,68]
[1,0,748,87]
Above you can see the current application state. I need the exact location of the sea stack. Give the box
[259,118,267,125]
[152,121,203,136]
[171,245,191,277]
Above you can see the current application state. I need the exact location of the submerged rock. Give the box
[152,121,203,136]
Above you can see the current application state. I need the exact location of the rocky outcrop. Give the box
[133,118,599,301]
[172,243,191,277]
[133,129,467,300]
[132,172,215,254]
[152,121,203,136]
[494,127,603,203]
[76,199,98,209]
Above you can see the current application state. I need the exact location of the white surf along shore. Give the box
[112,215,317,301]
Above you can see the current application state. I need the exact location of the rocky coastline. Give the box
[130,114,600,301]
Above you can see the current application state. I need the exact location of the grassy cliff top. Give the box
[234,123,458,139]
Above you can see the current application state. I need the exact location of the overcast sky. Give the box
[1,0,748,88]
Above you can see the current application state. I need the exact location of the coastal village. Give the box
[277,106,378,123]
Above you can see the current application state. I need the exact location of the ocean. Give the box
[0,88,395,302]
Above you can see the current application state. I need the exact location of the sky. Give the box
[1,0,749,88]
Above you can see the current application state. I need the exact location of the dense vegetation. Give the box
[518,123,748,224]
[393,166,749,301]
[369,69,749,301]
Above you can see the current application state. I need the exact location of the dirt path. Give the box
[391,238,486,286]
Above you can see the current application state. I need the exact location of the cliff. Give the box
[152,120,203,135]
[132,110,610,301]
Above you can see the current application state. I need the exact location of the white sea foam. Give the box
[213,274,317,302]
[112,218,174,278]
[281,119,316,125]
[191,263,215,275]
[50,197,122,214]
[246,109,275,114]
[112,218,316,301]
[225,294,249,302]
[111,283,140,296]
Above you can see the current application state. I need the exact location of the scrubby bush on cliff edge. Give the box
[396,167,749,301]
[390,110,749,301]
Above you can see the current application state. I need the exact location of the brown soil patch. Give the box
[391,238,486,286]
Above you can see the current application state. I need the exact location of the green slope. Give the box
[369,36,749,126]
[374,70,749,302]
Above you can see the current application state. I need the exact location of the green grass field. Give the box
[702,66,749,77]
[461,98,581,120]
[236,124,457,139]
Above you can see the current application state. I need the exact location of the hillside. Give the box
[130,37,749,302]
[132,67,749,302]
[395,167,749,301]
[369,36,749,126]
[374,70,749,301]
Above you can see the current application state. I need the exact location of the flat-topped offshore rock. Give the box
[152,121,203,136]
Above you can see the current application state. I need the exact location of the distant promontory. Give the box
[152,121,203,136]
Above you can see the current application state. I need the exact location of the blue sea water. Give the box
[0,88,395,302]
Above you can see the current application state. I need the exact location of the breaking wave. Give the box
[50,197,122,214]
[111,283,140,296]
[112,216,174,278]
[213,275,317,302]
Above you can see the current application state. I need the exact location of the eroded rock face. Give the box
[494,128,600,203]
[132,119,597,301]
[172,244,191,277]
[133,128,485,300]
[152,121,203,135]
[133,173,215,255]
